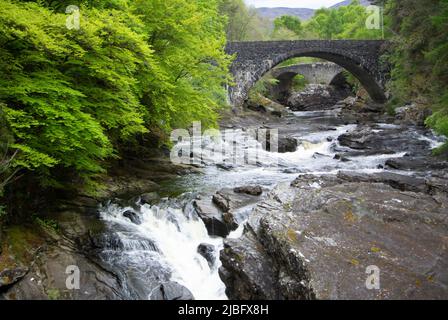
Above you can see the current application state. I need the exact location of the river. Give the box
[97,104,445,300]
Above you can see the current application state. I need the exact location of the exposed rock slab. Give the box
[338,126,431,156]
[220,174,448,300]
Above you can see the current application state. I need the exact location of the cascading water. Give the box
[98,106,445,300]
[99,197,227,300]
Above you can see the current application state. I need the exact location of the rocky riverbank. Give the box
[220,172,448,299]
[0,153,200,300]
[217,87,448,300]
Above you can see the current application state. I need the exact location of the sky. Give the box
[243,0,344,9]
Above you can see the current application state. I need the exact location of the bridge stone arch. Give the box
[272,62,344,85]
[270,62,345,102]
[225,40,389,106]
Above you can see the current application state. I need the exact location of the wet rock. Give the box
[334,155,351,162]
[123,210,142,225]
[220,233,280,300]
[140,192,160,205]
[287,84,349,111]
[149,281,194,300]
[212,193,230,212]
[193,200,233,237]
[0,268,28,288]
[197,243,216,268]
[386,157,448,172]
[217,163,235,171]
[195,188,261,237]
[338,127,375,149]
[222,212,239,231]
[85,232,158,252]
[277,137,298,153]
[220,175,448,299]
[213,188,261,213]
[335,149,395,159]
[86,232,125,251]
[338,126,430,155]
[2,245,125,300]
[234,185,263,196]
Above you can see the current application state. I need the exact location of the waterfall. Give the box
[100,197,227,300]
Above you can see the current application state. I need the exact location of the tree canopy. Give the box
[0,0,231,191]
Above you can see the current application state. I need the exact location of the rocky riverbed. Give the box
[1,82,447,300]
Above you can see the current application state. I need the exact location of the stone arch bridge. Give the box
[225,40,389,106]
[270,63,345,102]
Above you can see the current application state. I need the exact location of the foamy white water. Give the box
[100,202,227,300]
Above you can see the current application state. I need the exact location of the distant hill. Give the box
[256,7,315,21]
[256,0,371,21]
[330,0,371,8]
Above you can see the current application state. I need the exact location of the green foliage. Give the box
[34,216,59,232]
[343,70,362,94]
[47,288,61,300]
[133,0,232,131]
[306,0,384,40]
[220,0,385,41]
[277,57,323,67]
[386,0,448,151]
[291,74,308,92]
[1,105,17,213]
[219,0,271,41]
[273,15,302,38]
[249,76,279,101]
[0,0,231,192]
[274,16,302,35]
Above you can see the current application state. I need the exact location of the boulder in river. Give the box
[233,185,263,196]
[123,210,142,225]
[197,243,216,268]
[195,188,262,237]
[220,174,448,299]
[212,188,261,213]
[277,137,298,153]
[338,125,431,156]
[193,199,231,237]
